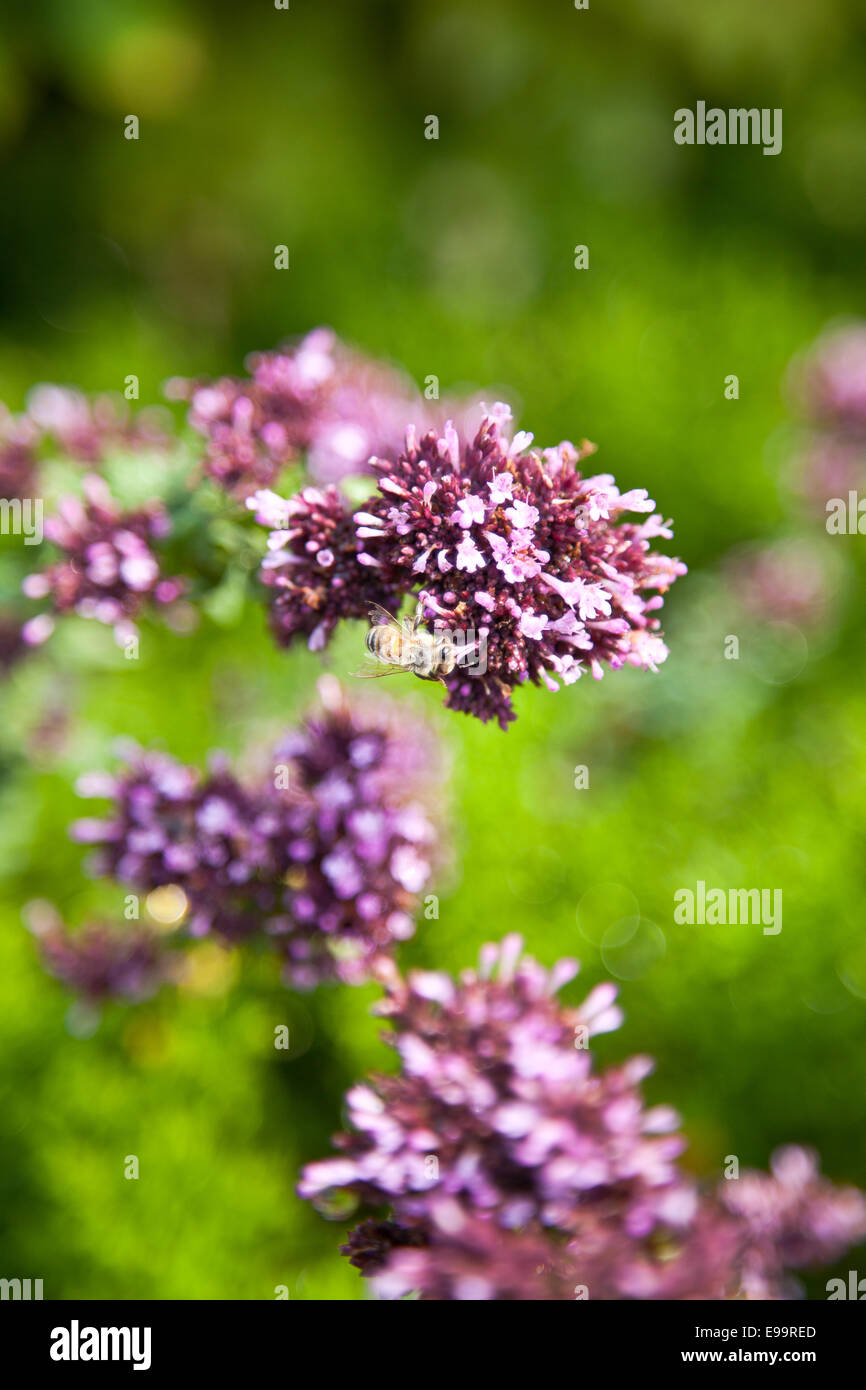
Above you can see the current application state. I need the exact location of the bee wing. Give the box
[350,658,412,680]
[367,602,402,628]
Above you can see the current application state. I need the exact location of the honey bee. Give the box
[355,602,474,685]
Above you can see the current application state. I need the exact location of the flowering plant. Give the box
[6,332,684,730]
[300,937,866,1300]
[52,680,443,992]
[8,328,858,1304]
[250,403,685,726]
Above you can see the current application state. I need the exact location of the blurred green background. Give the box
[2,0,866,1299]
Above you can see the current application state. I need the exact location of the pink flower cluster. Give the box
[69,682,442,990]
[175,327,441,495]
[252,406,685,726]
[39,922,172,1004]
[789,323,866,508]
[724,537,838,630]
[0,387,172,509]
[21,474,184,647]
[299,936,866,1300]
[795,324,866,434]
[26,384,171,463]
[245,484,403,652]
[0,404,39,500]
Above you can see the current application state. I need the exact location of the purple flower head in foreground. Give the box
[38,921,170,1003]
[176,327,435,495]
[299,935,673,1235]
[276,406,679,728]
[26,385,171,462]
[246,485,403,652]
[366,1201,579,1301]
[364,1198,749,1302]
[299,937,866,1300]
[70,680,441,989]
[20,474,184,647]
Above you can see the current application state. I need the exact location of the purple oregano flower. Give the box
[719,1144,866,1301]
[0,403,39,500]
[174,327,436,495]
[70,680,441,989]
[26,384,172,462]
[786,324,866,513]
[20,474,184,647]
[245,485,404,653]
[724,538,837,630]
[38,921,171,1003]
[357,408,686,726]
[252,406,685,728]
[793,323,866,436]
[298,936,866,1300]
